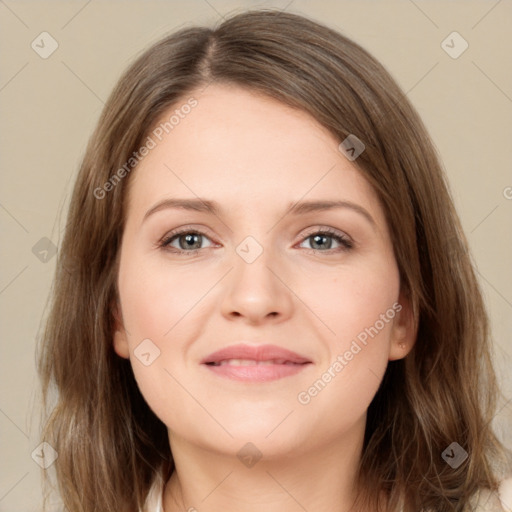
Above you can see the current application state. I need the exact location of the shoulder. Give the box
[470,477,512,512]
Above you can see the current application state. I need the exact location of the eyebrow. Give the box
[143,198,376,226]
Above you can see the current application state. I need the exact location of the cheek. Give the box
[116,250,213,424]
[118,254,207,342]
[300,256,400,344]
[294,260,399,421]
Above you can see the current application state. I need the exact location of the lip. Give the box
[201,343,312,382]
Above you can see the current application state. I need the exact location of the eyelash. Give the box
[158,226,354,256]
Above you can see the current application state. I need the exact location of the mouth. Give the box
[201,344,312,382]
[206,358,306,366]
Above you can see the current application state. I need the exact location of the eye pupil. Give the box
[311,234,332,250]
[181,233,201,250]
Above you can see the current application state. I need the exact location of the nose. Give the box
[220,244,294,325]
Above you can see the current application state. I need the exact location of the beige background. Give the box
[1,1,511,509]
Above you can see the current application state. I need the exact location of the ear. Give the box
[112,301,130,359]
[388,289,417,361]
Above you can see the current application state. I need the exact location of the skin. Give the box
[113,83,415,512]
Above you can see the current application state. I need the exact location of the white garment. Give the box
[141,474,164,512]
[471,479,512,511]
[141,476,512,512]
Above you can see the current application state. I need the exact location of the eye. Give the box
[159,226,353,256]
[298,228,353,253]
[159,229,215,255]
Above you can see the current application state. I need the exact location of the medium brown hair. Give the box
[36,9,509,512]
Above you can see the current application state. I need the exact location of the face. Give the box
[113,83,414,459]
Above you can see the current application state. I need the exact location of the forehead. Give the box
[126,84,383,224]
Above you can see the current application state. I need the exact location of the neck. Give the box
[163,417,370,512]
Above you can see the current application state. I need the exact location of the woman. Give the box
[36,9,511,512]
